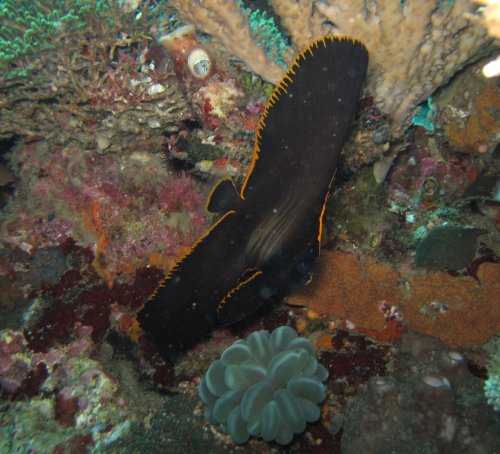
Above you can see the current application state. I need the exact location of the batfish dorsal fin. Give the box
[206,177,242,213]
[240,36,368,200]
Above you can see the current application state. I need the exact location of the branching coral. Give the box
[0,0,114,77]
[172,0,493,132]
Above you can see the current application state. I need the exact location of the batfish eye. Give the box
[187,48,212,79]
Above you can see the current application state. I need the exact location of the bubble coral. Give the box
[198,326,329,445]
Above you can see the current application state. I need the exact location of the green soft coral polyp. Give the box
[198,326,329,445]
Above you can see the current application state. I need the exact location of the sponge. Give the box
[198,326,328,445]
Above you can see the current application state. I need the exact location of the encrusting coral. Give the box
[173,0,493,132]
[287,250,500,347]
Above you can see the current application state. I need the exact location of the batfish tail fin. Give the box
[138,211,249,357]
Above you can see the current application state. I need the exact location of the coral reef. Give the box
[431,53,500,158]
[287,250,500,347]
[0,0,119,77]
[342,332,500,453]
[0,2,274,286]
[0,2,213,285]
[330,70,500,261]
[386,129,476,215]
[171,0,286,86]
[173,0,493,132]
[443,86,500,154]
[104,322,397,453]
[157,24,267,181]
[0,1,498,452]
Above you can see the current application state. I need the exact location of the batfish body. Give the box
[139,36,368,358]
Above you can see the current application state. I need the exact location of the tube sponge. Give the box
[198,326,329,445]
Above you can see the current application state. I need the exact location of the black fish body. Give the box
[138,36,368,358]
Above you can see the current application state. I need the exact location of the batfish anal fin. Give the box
[288,241,320,286]
[206,177,242,213]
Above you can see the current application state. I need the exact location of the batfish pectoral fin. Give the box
[206,177,242,213]
[216,268,274,325]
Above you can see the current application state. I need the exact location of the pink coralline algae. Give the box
[2,143,206,284]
